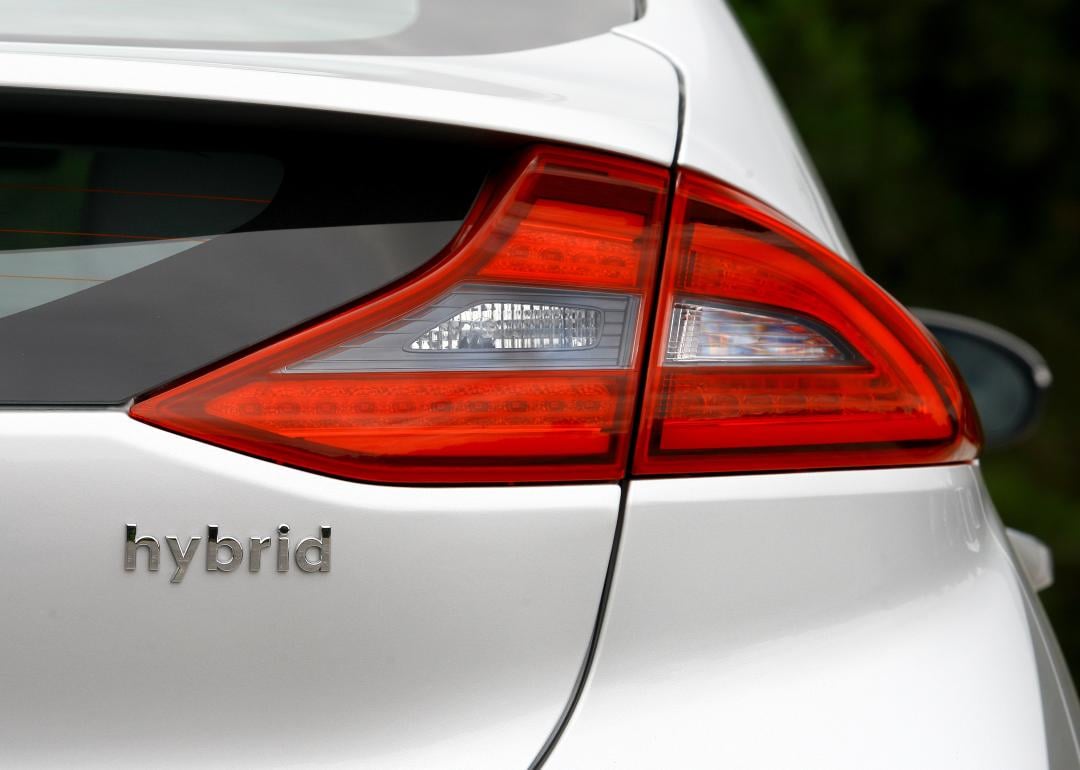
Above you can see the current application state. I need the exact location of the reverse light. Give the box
[633,172,980,475]
[132,147,668,484]
[409,301,602,352]
[286,286,637,372]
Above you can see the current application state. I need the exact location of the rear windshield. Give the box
[0,145,282,320]
[0,95,510,404]
[0,0,636,55]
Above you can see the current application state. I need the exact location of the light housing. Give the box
[633,171,981,476]
[132,150,980,485]
[132,147,668,484]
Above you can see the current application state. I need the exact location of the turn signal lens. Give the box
[132,147,668,484]
[633,172,980,475]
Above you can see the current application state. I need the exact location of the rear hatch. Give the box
[0,94,634,768]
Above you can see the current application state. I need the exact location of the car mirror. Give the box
[913,308,1052,449]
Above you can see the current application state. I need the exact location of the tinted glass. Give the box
[0,145,282,319]
[0,97,507,404]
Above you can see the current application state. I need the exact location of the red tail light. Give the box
[633,171,980,475]
[133,148,979,484]
[132,147,669,483]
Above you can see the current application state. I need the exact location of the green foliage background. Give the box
[727,0,1080,663]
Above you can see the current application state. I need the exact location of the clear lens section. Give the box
[666,301,849,364]
[285,286,635,372]
[410,302,601,352]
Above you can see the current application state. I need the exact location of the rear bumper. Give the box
[545,465,1080,769]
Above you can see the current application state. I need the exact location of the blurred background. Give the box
[727,0,1080,664]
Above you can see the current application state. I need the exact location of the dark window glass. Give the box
[0,97,509,404]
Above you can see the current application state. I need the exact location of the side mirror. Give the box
[913,309,1052,449]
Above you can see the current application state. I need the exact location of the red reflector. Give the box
[633,172,980,476]
[132,147,668,484]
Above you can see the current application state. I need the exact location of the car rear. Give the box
[0,2,1076,769]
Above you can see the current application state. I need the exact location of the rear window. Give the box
[0,145,282,320]
[0,0,636,55]
[0,94,513,404]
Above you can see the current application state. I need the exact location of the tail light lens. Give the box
[133,149,979,484]
[132,147,668,483]
[633,172,980,475]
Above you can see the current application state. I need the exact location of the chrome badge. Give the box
[125,524,330,583]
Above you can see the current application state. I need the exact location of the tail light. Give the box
[132,147,668,483]
[133,148,979,484]
[633,171,980,475]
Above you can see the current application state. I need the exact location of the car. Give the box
[0,1,1075,767]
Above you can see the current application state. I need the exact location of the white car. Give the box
[0,1,1075,768]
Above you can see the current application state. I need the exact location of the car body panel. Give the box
[0,31,678,165]
[1025,570,1080,769]
[0,411,617,768]
[546,465,1075,769]
[616,0,854,259]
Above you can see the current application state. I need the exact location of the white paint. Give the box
[1009,527,1055,591]
[0,411,617,769]
[617,0,855,259]
[0,32,679,165]
[547,466,1058,769]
